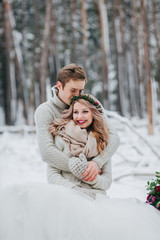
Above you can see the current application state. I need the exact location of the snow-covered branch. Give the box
[106,110,160,160]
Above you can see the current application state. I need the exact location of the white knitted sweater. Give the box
[47,133,112,194]
[35,86,120,182]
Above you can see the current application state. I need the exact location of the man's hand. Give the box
[81,161,100,182]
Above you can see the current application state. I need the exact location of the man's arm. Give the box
[47,165,75,188]
[93,113,120,169]
[35,103,70,172]
[81,94,120,181]
[81,113,120,182]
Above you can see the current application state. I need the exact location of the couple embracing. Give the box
[35,63,119,198]
[0,64,160,240]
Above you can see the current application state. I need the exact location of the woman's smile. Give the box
[77,120,87,124]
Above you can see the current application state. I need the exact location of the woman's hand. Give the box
[68,154,88,179]
[81,161,100,182]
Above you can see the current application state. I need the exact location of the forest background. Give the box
[0,0,160,133]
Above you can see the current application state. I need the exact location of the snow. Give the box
[0,131,46,188]
[0,113,160,202]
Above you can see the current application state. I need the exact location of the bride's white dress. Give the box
[0,183,160,240]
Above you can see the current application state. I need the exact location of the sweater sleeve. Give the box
[47,165,75,188]
[34,103,70,172]
[83,159,112,191]
[92,113,120,169]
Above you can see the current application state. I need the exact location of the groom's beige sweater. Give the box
[35,86,120,193]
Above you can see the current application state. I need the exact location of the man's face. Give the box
[57,79,85,105]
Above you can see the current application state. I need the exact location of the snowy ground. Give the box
[0,113,160,202]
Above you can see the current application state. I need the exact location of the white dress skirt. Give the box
[0,183,160,240]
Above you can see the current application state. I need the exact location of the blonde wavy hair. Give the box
[49,98,109,153]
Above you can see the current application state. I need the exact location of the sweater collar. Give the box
[51,85,68,111]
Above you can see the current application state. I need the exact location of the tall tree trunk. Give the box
[126,49,138,117]
[2,0,17,125]
[30,0,39,111]
[39,0,52,103]
[151,0,160,96]
[97,0,109,109]
[151,0,160,123]
[71,0,77,63]
[81,0,88,71]
[132,0,144,117]
[112,0,127,116]
[63,0,72,66]
[14,34,29,125]
[49,0,60,88]
[151,0,160,62]
[141,0,153,134]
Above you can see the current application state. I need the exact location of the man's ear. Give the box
[57,81,62,90]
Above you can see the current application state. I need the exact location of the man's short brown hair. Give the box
[57,63,87,88]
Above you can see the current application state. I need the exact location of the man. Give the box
[35,63,119,185]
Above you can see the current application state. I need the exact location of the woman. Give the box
[47,94,112,199]
[0,95,160,240]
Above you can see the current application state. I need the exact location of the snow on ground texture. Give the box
[0,114,160,202]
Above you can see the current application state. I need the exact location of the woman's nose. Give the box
[77,112,83,119]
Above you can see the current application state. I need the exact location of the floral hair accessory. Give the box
[146,172,160,211]
[70,95,103,113]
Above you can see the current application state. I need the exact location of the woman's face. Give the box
[73,102,93,129]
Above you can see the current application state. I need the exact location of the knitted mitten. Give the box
[72,186,96,200]
[68,153,88,179]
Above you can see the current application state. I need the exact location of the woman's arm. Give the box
[47,165,75,188]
